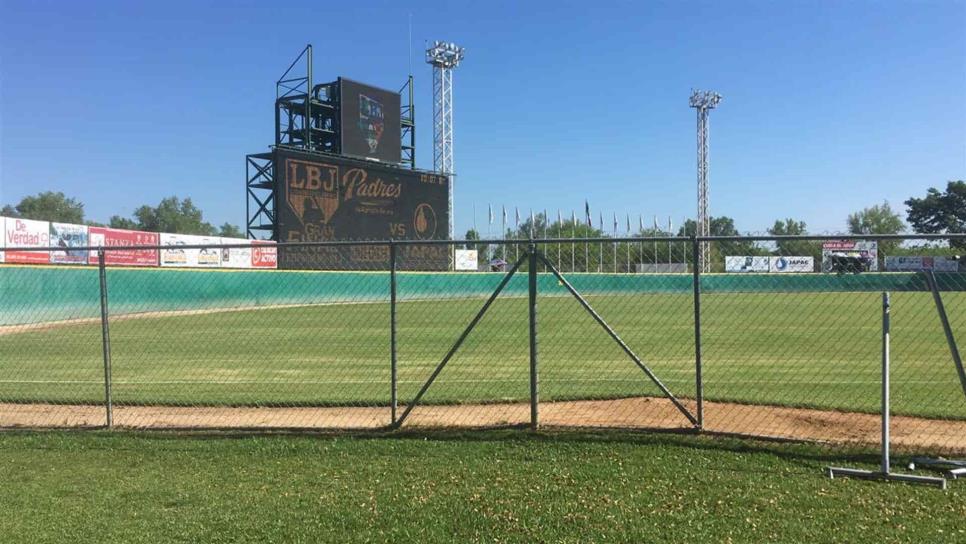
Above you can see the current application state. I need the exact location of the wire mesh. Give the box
[0,237,963,456]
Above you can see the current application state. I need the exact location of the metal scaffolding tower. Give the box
[426,40,464,239]
[689,89,722,273]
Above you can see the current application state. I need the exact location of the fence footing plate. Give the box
[825,466,947,489]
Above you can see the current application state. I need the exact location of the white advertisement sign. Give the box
[454,249,478,271]
[160,233,221,268]
[725,256,770,273]
[884,256,959,272]
[4,217,51,264]
[219,237,253,269]
[769,256,814,273]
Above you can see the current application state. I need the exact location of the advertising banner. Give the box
[821,240,878,272]
[884,256,960,272]
[251,241,278,269]
[0,217,5,263]
[454,249,478,271]
[88,227,159,267]
[49,222,89,264]
[219,237,253,269]
[725,256,770,273]
[3,217,51,264]
[160,233,221,268]
[768,256,814,273]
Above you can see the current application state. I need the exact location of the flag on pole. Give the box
[654,215,659,231]
[668,216,673,234]
[585,201,591,227]
[571,210,576,231]
[515,207,520,227]
[639,214,644,231]
[599,211,603,230]
[488,204,493,225]
[613,212,618,234]
[557,209,562,226]
[626,214,631,234]
[543,209,548,237]
[529,208,534,237]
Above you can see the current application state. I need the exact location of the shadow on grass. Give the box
[0,425,889,473]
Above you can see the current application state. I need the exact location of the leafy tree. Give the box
[108,215,139,230]
[677,216,764,266]
[1,191,85,223]
[129,196,217,235]
[217,223,244,238]
[767,218,820,259]
[847,201,905,256]
[905,180,966,249]
[847,201,905,236]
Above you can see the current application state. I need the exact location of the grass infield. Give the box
[0,291,963,419]
[0,431,962,543]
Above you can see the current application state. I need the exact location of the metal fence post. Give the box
[691,236,703,429]
[881,292,890,474]
[528,243,539,430]
[97,249,113,429]
[389,241,398,427]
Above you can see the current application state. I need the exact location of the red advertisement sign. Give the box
[251,241,278,269]
[88,227,159,267]
[4,217,51,264]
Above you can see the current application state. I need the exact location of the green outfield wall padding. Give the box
[1,265,962,326]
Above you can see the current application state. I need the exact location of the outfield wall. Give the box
[1,265,962,326]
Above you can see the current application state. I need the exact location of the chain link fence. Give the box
[0,236,963,455]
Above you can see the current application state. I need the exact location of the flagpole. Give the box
[571,210,576,273]
[613,212,618,274]
[638,214,644,274]
[598,212,603,273]
[668,216,673,271]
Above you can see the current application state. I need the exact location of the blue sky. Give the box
[1,0,964,236]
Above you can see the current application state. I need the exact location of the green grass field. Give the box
[1,290,963,420]
[0,431,962,543]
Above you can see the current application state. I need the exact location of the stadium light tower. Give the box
[689,89,722,273]
[426,40,464,239]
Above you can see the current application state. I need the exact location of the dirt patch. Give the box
[2,397,964,453]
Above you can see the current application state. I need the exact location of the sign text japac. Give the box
[274,148,449,270]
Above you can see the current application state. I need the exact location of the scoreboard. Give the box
[274,148,449,269]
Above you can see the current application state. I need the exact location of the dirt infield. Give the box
[2,397,964,452]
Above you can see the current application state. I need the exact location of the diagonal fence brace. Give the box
[537,252,699,426]
[393,250,531,428]
[923,270,966,400]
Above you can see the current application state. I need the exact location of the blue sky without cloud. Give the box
[1,0,963,235]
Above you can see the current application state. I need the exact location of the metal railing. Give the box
[0,235,963,456]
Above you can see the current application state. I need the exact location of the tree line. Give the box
[466,181,965,251]
[1,193,243,238]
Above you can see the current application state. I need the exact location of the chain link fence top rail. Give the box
[0,236,963,454]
